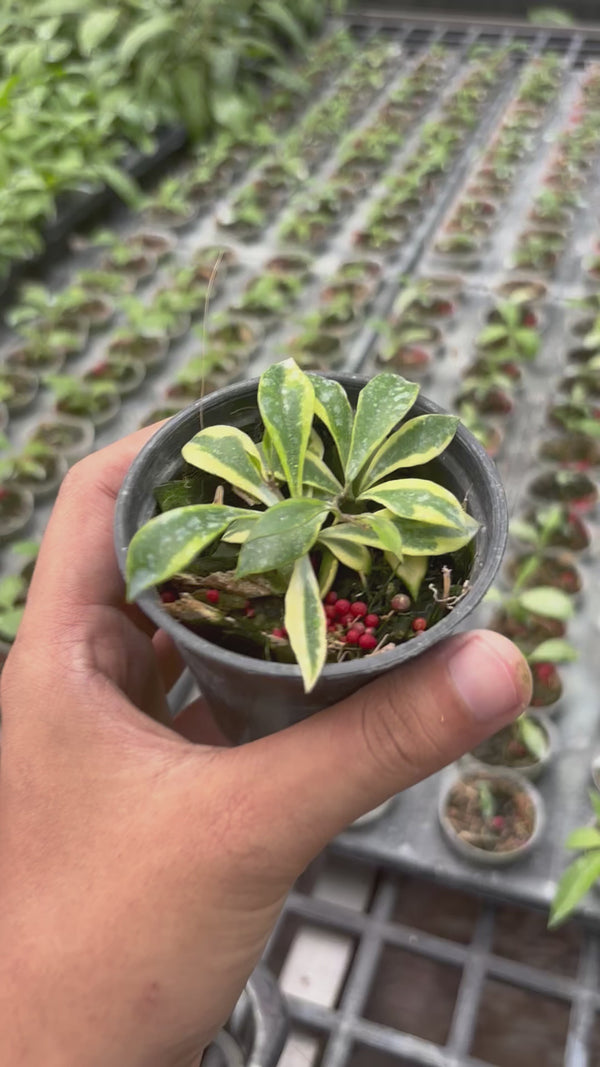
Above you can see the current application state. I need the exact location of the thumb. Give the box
[238,630,531,874]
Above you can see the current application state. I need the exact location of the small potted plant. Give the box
[527,468,598,512]
[466,712,556,781]
[374,320,440,378]
[8,282,113,335]
[234,273,304,324]
[0,367,38,414]
[495,278,547,306]
[142,178,196,229]
[7,325,87,371]
[206,314,261,362]
[30,416,95,465]
[514,229,565,273]
[165,353,237,406]
[455,371,514,417]
[89,231,157,282]
[0,435,67,501]
[47,375,121,429]
[286,327,344,371]
[75,268,136,298]
[438,768,544,865]
[126,230,175,261]
[455,402,503,458]
[83,357,146,398]
[487,583,574,647]
[506,507,583,595]
[514,504,590,554]
[550,791,600,927]
[0,481,34,543]
[476,301,541,362]
[116,360,506,742]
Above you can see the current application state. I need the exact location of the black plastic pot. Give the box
[115,374,508,743]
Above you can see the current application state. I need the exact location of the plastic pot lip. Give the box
[115,372,508,687]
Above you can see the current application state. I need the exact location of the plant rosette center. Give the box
[125,360,480,692]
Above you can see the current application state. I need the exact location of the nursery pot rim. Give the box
[115,373,508,687]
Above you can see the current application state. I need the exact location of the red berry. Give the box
[535,662,554,683]
[412,617,427,632]
[358,633,378,651]
[391,593,411,612]
[343,614,355,628]
[365,613,379,628]
[352,621,366,636]
[335,598,351,616]
[271,627,286,639]
[350,601,367,617]
[491,815,505,831]
[245,607,255,618]
[522,310,537,327]
[345,628,362,645]
[205,589,220,604]
[325,604,337,619]
[327,621,336,632]
[160,590,177,604]
[325,591,338,605]
[365,626,376,635]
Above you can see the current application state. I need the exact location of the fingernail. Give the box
[447,631,532,723]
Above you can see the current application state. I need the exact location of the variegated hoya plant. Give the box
[126,359,479,691]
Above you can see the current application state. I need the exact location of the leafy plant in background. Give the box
[551,791,600,927]
[0,574,26,643]
[126,360,479,691]
[0,2,343,282]
[476,301,540,362]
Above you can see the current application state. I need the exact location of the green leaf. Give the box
[308,428,324,459]
[221,514,260,544]
[346,374,419,482]
[303,453,343,497]
[360,478,474,530]
[590,791,600,822]
[236,499,329,577]
[518,587,574,621]
[565,827,600,851]
[528,638,578,664]
[317,527,372,575]
[119,15,172,66]
[510,519,538,544]
[318,548,338,597]
[78,9,120,55]
[94,164,141,208]
[381,512,479,556]
[360,512,405,559]
[0,574,25,610]
[550,852,600,927]
[285,553,326,694]
[519,716,548,762]
[477,324,509,347]
[359,414,458,490]
[258,359,314,497]
[212,92,251,132]
[126,505,246,600]
[0,605,24,641]
[389,554,428,598]
[308,373,353,468]
[182,426,279,507]
[260,0,307,49]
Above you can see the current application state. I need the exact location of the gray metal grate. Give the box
[269,856,600,1067]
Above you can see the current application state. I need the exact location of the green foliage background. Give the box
[0,0,337,281]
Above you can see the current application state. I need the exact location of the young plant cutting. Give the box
[123,360,482,695]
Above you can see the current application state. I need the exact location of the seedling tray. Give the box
[4,14,600,928]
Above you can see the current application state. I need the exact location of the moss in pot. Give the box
[116,360,507,743]
[439,770,543,866]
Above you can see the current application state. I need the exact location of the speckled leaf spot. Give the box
[380,512,480,556]
[307,373,353,469]
[182,426,279,507]
[285,553,327,693]
[236,498,329,577]
[359,414,459,491]
[126,504,247,600]
[345,374,419,483]
[258,359,314,498]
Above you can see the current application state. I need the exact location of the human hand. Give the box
[0,427,531,1067]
